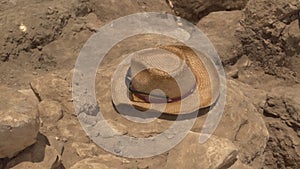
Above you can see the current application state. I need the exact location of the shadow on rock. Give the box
[4,133,65,169]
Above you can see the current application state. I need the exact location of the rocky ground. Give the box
[0,0,299,168]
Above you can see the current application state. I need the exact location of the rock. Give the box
[238,67,285,90]
[0,158,8,169]
[282,20,300,80]
[6,134,63,169]
[0,86,40,158]
[230,80,267,112]
[225,55,253,79]
[69,154,130,169]
[30,74,73,116]
[38,99,63,123]
[197,11,244,64]
[30,74,71,102]
[85,13,103,32]
[96,61,268,167]
[71,142,98,158]
[282,20,300,56]
[244,0,300,28]
[169,0,247,22]
[262,84,300,168]
[69,158,111,169]
[226,66,239,79]
[89,0,173,22]
[17,89,39,105]
[165,131,238,169]
[263,96,283,118]
[229,160,254,169]
[240,0,300,79]
[191,80,269,168]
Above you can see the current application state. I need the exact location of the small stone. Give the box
[226,67,239,79]
[114,148,121,154]
[47,7,54,15]
[235,55,252,68]
[1,53,9,62]
[71,23,85,32]
[62,138,68,143]
[38,99,63,123]
[263,107,280,118]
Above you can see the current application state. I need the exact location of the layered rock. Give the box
[239,0,300,79]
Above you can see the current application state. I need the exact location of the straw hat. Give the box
[111,45,220,115]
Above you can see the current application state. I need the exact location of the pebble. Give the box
[37,46,43,51]
[114,148,121,154]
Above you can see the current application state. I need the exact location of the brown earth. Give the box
[0,0,299,168]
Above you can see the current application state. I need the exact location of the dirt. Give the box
[0,0,299,168]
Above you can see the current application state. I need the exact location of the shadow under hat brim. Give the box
[111,47,220,115]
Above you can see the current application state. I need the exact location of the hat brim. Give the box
[111,46,220,115]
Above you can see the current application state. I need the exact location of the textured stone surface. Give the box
[90,0,173,22]
[282,20,300,80]
[38,99,63,123]
[30,74,74,116]
[71,142,98,158]
[197,10,244,64]
[191,80,269,168]
[262,85,300,168]
[6,134,63,169]
[30,74,71,102]
[239,0,300,79]
[165,131,238,169]
[68,154,131,169]
[169,0,247,22]
[229,160,254,169]
[70,159,110,169]
[0,86,40,158]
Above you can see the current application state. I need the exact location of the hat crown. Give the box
[130,48,197,99]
